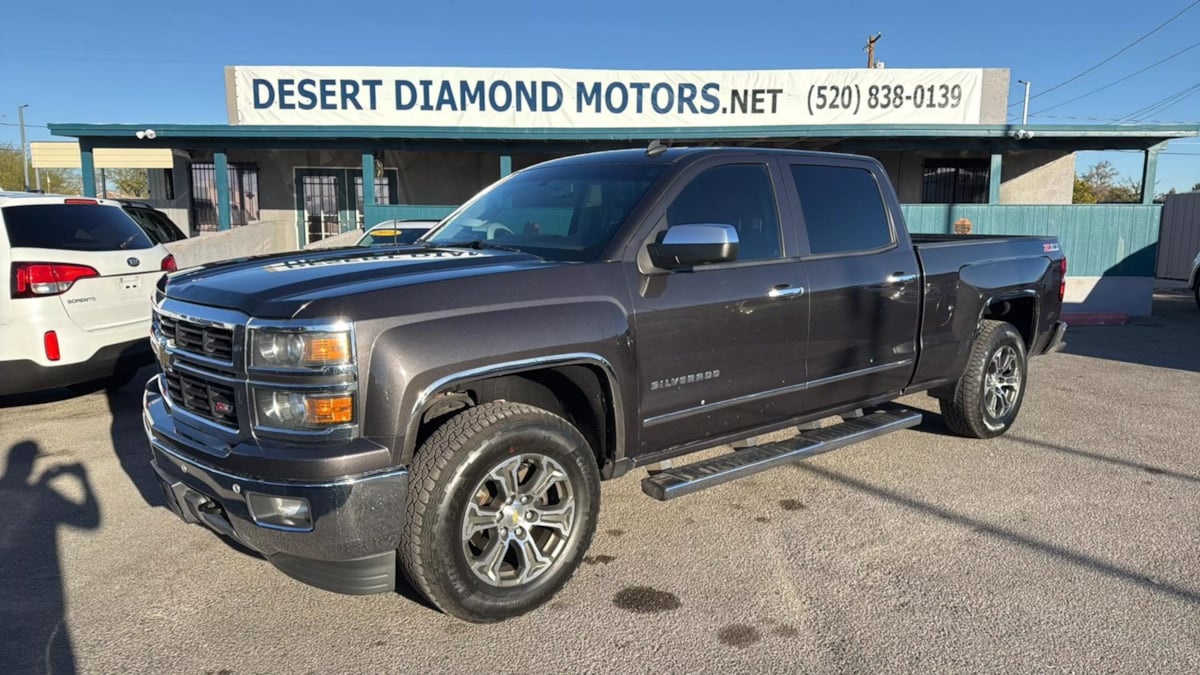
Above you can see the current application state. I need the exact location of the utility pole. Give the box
[865,33,882,69]
[17,105,30,191]
[1017,80,1031,125]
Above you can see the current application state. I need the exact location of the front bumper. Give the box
[143,378,409,595]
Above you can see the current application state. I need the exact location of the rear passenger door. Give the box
[628,158,810,455]
[779,158,920,414]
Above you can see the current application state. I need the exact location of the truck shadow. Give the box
[105,366,167,508]
[0,440,101,674]
[795,462,1200,605]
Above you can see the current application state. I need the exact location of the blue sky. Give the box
[1,0,1197,192]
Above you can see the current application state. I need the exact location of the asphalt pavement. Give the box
[1,294,1197,674]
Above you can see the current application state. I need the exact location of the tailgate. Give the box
[3,201,166,332]
[52,248,163,330]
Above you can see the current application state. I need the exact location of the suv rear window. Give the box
[3,204,155,251]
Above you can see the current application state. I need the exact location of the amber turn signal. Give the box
[307,395,354,425]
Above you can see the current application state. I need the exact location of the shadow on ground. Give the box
[0,441,101,674]
[1063,294,1200,373]
[795,461,1200,605]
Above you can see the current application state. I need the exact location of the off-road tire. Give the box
[938,320,1028,439]
[399,401,600,623]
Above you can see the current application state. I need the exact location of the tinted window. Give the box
[4,204,155,251]
[666,164,781,261]
[149,211,186,241]
[790,165,892,255]
[124,207,175,244]
[426,163,665,262]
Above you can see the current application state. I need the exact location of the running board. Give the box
[641,406,923,501]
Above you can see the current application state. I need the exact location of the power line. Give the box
[0,121,50,129]
[1116,81,1200,123]
[1033,38,1200,114]
[1010,0,1200,107]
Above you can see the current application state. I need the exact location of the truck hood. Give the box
[162,245,560,318]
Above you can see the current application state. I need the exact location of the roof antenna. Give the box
[646,139,669,157]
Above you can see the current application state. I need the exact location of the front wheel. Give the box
[938,320,1028,439]
[399,401,600,622]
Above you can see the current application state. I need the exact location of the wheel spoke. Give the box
[513,536,553,584]
[1001,350,1016,374]
[488,456,523,501]
[534,498,575,537]
[985,389,1000,417]
[470,535,509,584]
[997,375,1020,388]
[525,461,566,502]
[463,503,501,539]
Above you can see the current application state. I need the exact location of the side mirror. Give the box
[647,224,739,270]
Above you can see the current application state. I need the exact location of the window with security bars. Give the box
[189,162,260,232]
[921,159,990,204]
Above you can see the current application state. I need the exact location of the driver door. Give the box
[626,159,810,456]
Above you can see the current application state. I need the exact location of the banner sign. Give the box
[229,66,983,128]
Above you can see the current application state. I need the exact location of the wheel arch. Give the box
[402,354,624,476]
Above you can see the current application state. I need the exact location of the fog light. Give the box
[247,493,313,531]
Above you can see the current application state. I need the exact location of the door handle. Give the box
[886,272,917,284]
[768,284,806,299]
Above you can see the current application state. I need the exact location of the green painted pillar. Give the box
[500,154,512,177]
[988,153,1002,204]
[1141,142,1164,204]
[361,152,375,207]
[214,151,232,231]
[80,143,97,197]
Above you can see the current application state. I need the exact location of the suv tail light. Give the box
[12,262,100,298]
[161,254,177,272]
[1059,257,1067,301]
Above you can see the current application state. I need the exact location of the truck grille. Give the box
[164,370,238,427]
[159,314,234,361]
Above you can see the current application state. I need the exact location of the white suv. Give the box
[0,192,175,396]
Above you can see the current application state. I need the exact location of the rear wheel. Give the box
[938,320,1028,439]
[399,401,600,622]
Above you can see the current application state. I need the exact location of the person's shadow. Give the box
[0,441,100,674]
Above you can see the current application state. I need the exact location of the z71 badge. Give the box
[650,370,720,391]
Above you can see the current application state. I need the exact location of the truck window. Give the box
[666,164,781,261]
[789,165,893,255]
[425,163,665,262]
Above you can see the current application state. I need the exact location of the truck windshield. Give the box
[422,163,666,262]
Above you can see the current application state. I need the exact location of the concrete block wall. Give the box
[164,219,295,270]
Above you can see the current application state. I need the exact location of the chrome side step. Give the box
[640,406,923,501]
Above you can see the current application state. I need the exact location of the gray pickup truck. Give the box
[143,147,1067,622]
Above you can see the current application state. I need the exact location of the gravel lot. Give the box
[2,294,1197,674]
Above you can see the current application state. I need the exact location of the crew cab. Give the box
[142,148,1067,622]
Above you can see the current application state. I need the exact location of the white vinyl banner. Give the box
[230,66,983,128]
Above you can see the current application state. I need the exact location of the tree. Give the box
[1073,177,1097,204]
[1075,160,1141,204]
[104,168,148,198]
[1191,182,1200,193]
[0,143,81,194]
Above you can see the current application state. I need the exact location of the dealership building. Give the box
[37,65,1200,314]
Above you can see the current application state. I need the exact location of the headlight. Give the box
[250,329,352,369]
[254,390,355,430]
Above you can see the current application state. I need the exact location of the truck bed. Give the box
[908,232,1063,391]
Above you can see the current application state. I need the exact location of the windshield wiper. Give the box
[431,240,527,255]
